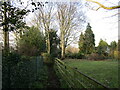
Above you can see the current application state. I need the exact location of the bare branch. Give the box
[86,0,120,10]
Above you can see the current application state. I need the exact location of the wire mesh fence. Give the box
[2,56,44,88]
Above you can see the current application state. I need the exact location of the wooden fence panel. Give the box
[54,58,109,88]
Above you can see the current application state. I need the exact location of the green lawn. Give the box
[63,59,118,88]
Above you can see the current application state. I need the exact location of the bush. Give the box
[65,53,84,59]
[87,53,106,60]
[2,51,21,65]
[42,53,54,65]
[2,51,22,88]
[76,53,85,59]
[65,53,72,58]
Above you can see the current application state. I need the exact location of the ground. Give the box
[63,59,118,88]
[47,65,60,88]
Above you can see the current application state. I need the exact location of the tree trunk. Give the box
[61,33,65,59]
[61,43,65,59]
[47,33,51,54]
[4,31,9,51]
[3,2,9,51]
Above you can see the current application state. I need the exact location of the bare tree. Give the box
[32,2,55,54]
[57,2,85,59]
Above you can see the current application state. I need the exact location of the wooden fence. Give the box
[54,58,109,88]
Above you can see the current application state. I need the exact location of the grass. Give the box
[63,59,118,88]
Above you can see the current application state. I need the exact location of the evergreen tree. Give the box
[49,29,60,57]
[84,23,95,54]
[97,39,108,55]
[78,32,85,55]
[0,1,29,51]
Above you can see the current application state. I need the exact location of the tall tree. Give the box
[78,32,86,55]
[84,23,95,54]
[31,2,55,54]
[1,1,29,51]
[57,3,85,59]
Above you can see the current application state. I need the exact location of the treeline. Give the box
[0,0,119,61]
[0,1,86,60]
[66,23,119,60]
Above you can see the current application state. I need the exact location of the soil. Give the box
[46,65,60,88]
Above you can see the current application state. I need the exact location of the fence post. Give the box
[0,43,2,89]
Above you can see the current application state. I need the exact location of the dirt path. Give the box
[47,65,60,88]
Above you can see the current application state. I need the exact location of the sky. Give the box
[86,9,118,46]
[0,0,119,48]
[71,0,119,47]
[85,0,119,46]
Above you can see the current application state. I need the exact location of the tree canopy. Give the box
[109,41,117,51]
[78,23,95,55]
[0,1,29,51]
[97,39,108,55]
[18,26,46,56]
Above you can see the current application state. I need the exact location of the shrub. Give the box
[42,53,54,65]
[87,53,106,60]
[2,51,21,65]
[2,51,22,88]
[65,53,84,59]
[76,53,85,59]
